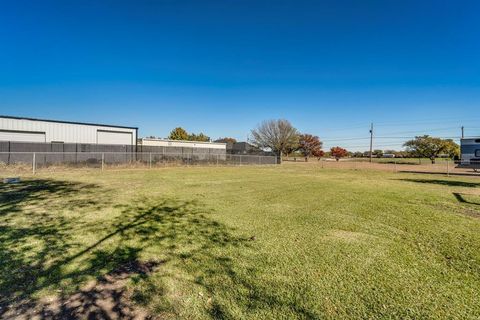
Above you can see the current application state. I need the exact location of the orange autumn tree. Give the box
[312,148,325,161]
[330,146,348,161]
[298,134,323,161]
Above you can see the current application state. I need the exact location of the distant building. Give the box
[459,138,480,168]
[225,142,275,156]
[0,115,137,145]
[227,142,262,154]
[138,138,226,154]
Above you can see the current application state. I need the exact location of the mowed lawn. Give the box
[1,164,480,319]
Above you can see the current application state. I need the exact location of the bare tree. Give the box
[250,119,299,163]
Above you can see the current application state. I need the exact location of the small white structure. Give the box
[0,115,137,145]
[138,138,226,151]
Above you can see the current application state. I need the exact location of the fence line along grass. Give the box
[1,165,479,319]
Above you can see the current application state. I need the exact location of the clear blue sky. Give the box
[1,0,480,151]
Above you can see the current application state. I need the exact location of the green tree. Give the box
[168,127,188,140]
[188,133,210,142]
[442,139,460,158]
[373,149,383,157]
[403,135,459,164]
[214,137,237,144]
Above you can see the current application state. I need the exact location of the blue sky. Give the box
[1,0,480,151]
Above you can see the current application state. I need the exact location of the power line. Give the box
[322,137,370,142]
[375,127,460,135]
[374,117,480,127]
[313,118,480,135]
[317,118,478,151]
[325,125,464,136]
[322,136,462,142]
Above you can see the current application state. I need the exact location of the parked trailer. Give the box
[458,138,480,171]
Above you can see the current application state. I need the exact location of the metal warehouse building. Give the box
[0,115,277,168]
[0,115,138,146]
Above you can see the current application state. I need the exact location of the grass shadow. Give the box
[1,178,299,318]
[0,179,106,217]
[453,192,480,206]
[0,187,257,319]
[398,178,480,188]
[398,170,480,177]
[0,178,113,316]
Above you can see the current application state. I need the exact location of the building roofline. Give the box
[140,137,226,145]
[0,115,138,130]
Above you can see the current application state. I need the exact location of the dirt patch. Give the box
[2,260,161,320]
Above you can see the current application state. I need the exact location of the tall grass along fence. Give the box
[310,157,477,176]
[0,152,278,173]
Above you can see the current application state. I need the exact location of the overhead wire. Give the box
[317,117,479,150]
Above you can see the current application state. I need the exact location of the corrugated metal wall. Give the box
[0,117,137,145]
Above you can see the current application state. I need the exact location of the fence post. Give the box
[32,152,36,175]
[216,154,219,166]
[394,159,397,173]
[149,153,152,168]
[240,155,242,166]
[7,141,11,165]
[101,153,105,171]
[447,158,450,176]
[321,158,324,169]
[258,155,261,165]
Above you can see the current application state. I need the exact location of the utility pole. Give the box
[461,126,464,139]
[369,123,374,163]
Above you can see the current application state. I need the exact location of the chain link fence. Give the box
[286,157,480,176]
[0,152,278,173]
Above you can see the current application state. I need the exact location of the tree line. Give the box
[166,127,211,142]
[162,120,461,164]
[163,128,239,144]
[249,119,460,163]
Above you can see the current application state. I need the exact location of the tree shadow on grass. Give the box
[0,179,106,217]
[398,178,480,188]
[112,202,319,319]
[0,178,115,317]
[1,180,307,319]
[1,186,259,319]
[453,192,480,206]
[398,170,480,177]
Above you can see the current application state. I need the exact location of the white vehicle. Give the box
[459,138,480,171]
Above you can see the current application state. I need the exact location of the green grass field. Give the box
[1,165,480,319]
